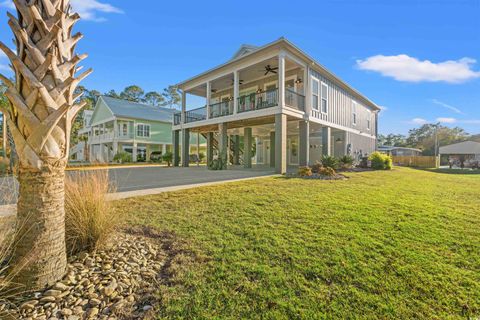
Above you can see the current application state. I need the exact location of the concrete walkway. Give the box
[0,166,276,218]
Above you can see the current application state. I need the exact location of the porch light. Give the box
[295,78,303,84]
[256,89,263,94]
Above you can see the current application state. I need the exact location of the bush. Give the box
[321,155,339,170]
[311,161,323,174]
[162,151,173,167]
[65,171,121,256]
[369,152,393,170]
[339,155,355,169]
[318,167,337,177]
[298,166,313,177]
[199,152,206,162]
[113,152,132,164]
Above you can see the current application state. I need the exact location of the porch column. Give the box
[275,113,287,174]
[173,130,180,166]
[182,128,190,167]
[162,144,167,154]
[304,66,312,116]
[206,81,211,120]
[218,123,228,169]
[299,120,310,166]
[278,53,286,109]
[206,132,214,166]
[132,142,138,163]
[181,91,186,124]
[233,135,240,165]
[270,132,275,168]
[113,141,118,158]
[244,128,252,168]
[322,127,332,156]
[233,70,239,114]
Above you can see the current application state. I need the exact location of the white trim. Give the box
[320,82,328,115]
[136,123,151,138]
[311,76,320,111]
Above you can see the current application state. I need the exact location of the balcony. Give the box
[238,88,278,113]
[210,100,234,118]
[186,106,207,123]
[285,88,305,112]
[89,132,134,144]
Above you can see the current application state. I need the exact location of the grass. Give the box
[118,167,477,318]
[65,170,121,255]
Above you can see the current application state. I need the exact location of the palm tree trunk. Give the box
[13,164,67,290]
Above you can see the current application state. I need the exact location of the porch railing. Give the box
[285,89,305,112]
[238,88,278,113]
[173,112,181,125]
[186,106,207,123]
[210,100,234,118]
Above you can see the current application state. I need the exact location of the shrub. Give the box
[321,155,339,170]
[339,155,355,169]
[162,151,173,167]
[113,152,132,164]
[199,152,206,162]
[311,161,323,174]
[369,152,393,170]
[318,166,337,177]
[65,171,121,256]
[298,166,313,177]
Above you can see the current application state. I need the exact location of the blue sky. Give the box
[0,0,479,135]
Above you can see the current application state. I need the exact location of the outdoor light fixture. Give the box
[295,78,303,84]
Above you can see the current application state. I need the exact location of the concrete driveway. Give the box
[0,165,275,205]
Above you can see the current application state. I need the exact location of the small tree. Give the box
[162,151,173,167]
[0,0,91,290]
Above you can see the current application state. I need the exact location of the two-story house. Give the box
[71,96,205,163]
[172,38,380,173]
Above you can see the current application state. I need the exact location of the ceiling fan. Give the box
[262,65,278,76]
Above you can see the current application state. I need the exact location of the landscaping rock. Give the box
[1,232,166,319]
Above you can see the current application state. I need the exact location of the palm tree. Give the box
[0,0,91,290]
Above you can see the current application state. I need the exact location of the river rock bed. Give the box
[1,232,166,320]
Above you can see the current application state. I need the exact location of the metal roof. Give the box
[378,146,422,152]
[439,141,480,155]
[100,96,175,123]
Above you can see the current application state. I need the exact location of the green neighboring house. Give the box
[71,96,205,163]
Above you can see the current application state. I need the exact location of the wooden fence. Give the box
[392,156,440,168]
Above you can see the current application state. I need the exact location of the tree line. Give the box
[379,124,480,156]
[76,84,182,110]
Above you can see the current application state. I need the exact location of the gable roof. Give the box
[439,141,480,155]
[230,44,259,60]
[99,96,175,123]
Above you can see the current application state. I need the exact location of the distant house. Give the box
[71,96,205,163]
[378,146,422,156]
[439,141,480,166]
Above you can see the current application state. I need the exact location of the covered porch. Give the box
[172,115,348,174]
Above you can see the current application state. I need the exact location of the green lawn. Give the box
[117,167,480,319]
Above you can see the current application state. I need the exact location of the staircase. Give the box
[201,133,244,165]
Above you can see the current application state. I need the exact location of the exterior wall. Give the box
[90,99,114,125]
[346,132,376,159]
[310,69,377,134]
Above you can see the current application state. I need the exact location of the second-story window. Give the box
[321,83,328,114]
[312,78,319,110]
[352,101,357,126]
[122,123,128,136]
[367,111,371,130]
[137,124,150,137]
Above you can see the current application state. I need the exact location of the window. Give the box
[312,78,319,110]
[352,101,357,125]
[321,83,328,114]
[136,124,150,137]
[367,111,371,130]
[121,123,128,136]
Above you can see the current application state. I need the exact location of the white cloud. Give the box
[431,99,464,114]
[70,0,123,22]
[357,54,480,83]
[436,117,457,124]
[411,118,428,125]
[1,0,122,22]
[0,0,14,9]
